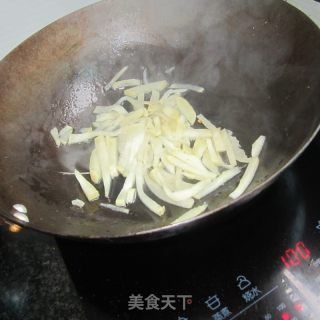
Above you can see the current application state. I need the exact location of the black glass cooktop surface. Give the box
[1,133,320,320]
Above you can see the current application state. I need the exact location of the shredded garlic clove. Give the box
[229,157,259,199]
[74,170,99,201]
[171,203,208,224]
[251,135,266,157]
[105,66,128,91]
[50,127,60,147]
[72,199,85,208]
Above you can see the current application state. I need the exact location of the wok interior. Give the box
[0,0,319,238]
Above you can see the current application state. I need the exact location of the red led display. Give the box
[280,242,311,269]
[281,312,291,320]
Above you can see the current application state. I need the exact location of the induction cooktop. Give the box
[55,133,320,320]
[0,1,320,319]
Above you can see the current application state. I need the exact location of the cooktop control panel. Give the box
[186,221,320,320]
[191,185,320,320]
[222,237,320,320]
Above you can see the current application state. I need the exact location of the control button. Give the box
[285,287,293,295]
[313,258,320,268]
[281,312,291,320]
[276,303,286,312]
[289,292,300,303]
[293,303,303,313]
[204,295,221,311]
[236,275,252,291]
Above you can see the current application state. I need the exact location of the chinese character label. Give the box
[276,302,286,312]
[289,292,300,303]
[316,221,320,231]
[204,295,232,319]
[161,295,176,310]
[264,313,272,320]
[128,294,193,311]
[205,295,221,311]
[177,295,192,310]
[242,286,262,303]
[145,294,160,310]
[128,294,144,310]
[212,307,232,320]
[212,312,224,320]
[220,307,232,318]
[236,275,263,304]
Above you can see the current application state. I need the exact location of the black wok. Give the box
[0,0,319,240]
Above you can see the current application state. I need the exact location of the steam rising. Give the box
[55,0,309,192]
